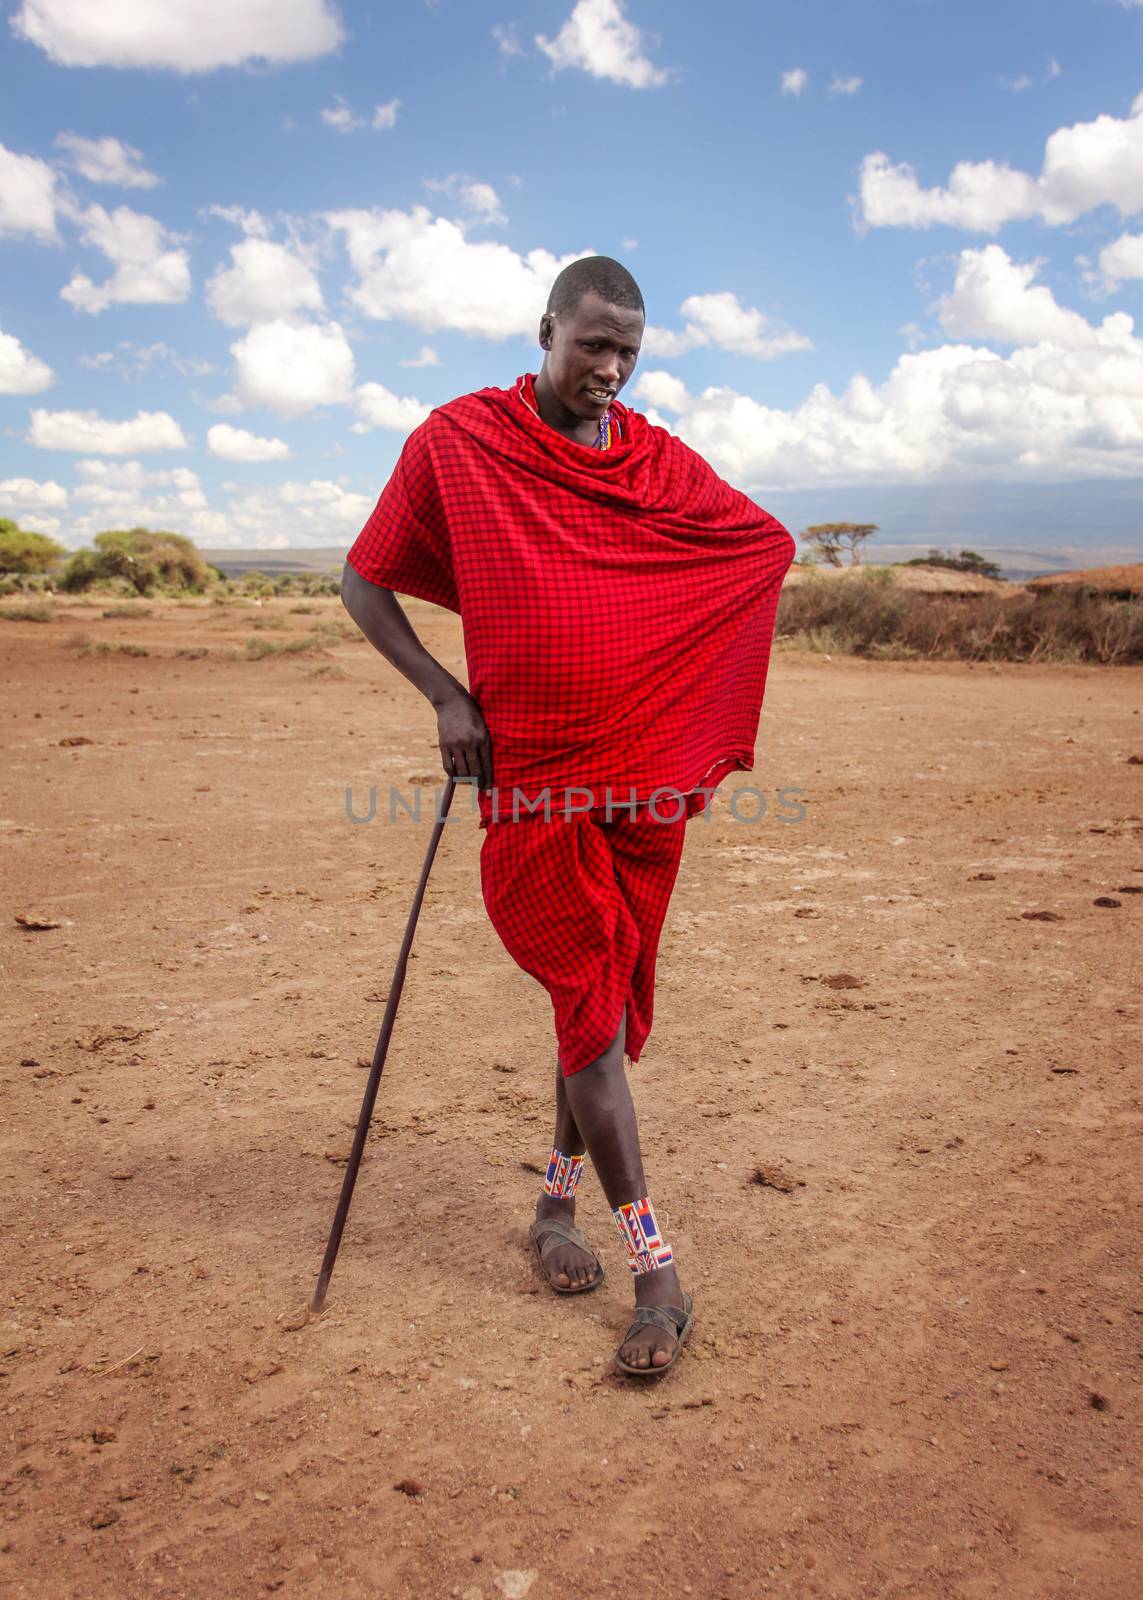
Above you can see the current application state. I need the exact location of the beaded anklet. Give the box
[543,1146,586,1199]
[612,1196,674,1274]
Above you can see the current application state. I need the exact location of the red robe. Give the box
[346,374,796,829]
[346,375,795,1072]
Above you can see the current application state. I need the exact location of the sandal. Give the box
[612,1291,694,1378]
[528,1217,605,1295]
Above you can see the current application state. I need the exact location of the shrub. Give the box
[0,523,68,575]
[0,602,54,622]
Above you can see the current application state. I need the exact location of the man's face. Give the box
[540,291,644,420]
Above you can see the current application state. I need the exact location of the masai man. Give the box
[342,257,795,1376]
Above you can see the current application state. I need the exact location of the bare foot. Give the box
[532,1195,602,1291]
[616,1263,687,1370]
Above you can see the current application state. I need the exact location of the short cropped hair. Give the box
[546,256,645,319]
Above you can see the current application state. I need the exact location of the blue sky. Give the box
[2,0,1142,571]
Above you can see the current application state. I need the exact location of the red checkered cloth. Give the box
[346,373,795,1073]
[345,373,796,829]
[478,803,688,1074]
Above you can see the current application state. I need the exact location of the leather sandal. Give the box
[612,1291,694,1378]
[528,1216,605,1295]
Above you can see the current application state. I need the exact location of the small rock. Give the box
[109,1172,134,1182]
[1093,897,1121,908]
[988,1360,1009,1371]
[970,872,996,881]
[89,1509,120,1529]
[493,1573,537,1600]
[59,735,94,747]
[1089,1392,1110,1411]
[394,1477,424,1497]
[821,973,863,989]
[15,911,66,930]
[92,1428,117,1444]
[1021,910,1062,921]
[749,1164,803,1193]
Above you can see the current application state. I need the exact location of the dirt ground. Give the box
[2,595,1140,1600]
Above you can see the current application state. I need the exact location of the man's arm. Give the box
[340,562,493,791]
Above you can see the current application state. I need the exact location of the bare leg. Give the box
[533,1059,599,1290]
[561,1007,685,1369]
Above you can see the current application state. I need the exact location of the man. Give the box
[342,257,795,1375]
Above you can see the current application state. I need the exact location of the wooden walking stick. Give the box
[310,774,459,1313]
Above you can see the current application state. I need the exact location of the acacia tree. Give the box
[0,519,67,575]
[803,522,880,567]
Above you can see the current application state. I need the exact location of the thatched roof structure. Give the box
[1026,564,1143,598]
[784,562,1014,596]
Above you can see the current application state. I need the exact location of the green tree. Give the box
[0,521,68,575]
[905,547,1003,580]
[60,528,213,594]
[803,522,880,567]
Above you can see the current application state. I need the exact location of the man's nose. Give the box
[594,353,620,384]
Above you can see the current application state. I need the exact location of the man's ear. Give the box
[539,314,553,349]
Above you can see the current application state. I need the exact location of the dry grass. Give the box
[776,574,1143,664]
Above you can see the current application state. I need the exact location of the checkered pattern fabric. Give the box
[479,803,688,1076]
[344,373,795,832]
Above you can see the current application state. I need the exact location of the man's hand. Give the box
[435,686,494,792]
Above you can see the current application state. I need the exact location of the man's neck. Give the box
[532,368,602,447]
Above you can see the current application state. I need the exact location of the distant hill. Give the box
[199,546,346,578]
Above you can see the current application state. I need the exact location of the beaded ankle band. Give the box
[543,1147,585,1199]
[612,1196,674,1274]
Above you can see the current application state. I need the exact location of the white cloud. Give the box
[400,345,440,368]
[11,0,343,71]
[55,132,159,188]
[60,203,191,314]
[425,175,506,225]
[351,383,432,433]
[207,423,291,462]
[0,143,59,241]
[829,75,862,96]
[321,96,364,133]
[230,319,356,415]
[326,205,589,338]
[1047,59,1061,80]
[633,294,1143,490]
[0,477,69,513]
[859,93,1143,231]
[0,327,54,393]
[781,67,808,97]
[536,0,668,90]
[641,291,811,361]
[492,22,522,57]
[205,204,269,237]
[206,238,324,326]
[998,74,1033,94]
[322,96,400,134]
[937,245,1121,350]
[223,479,374,545]
[1092,231,1143,293]
[64,460,228,540]
[28,409,189,454]
[678,291,812,359]
[73,458,204,504]
[78,341,213,379]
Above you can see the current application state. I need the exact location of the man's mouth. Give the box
[585,387,614,403]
